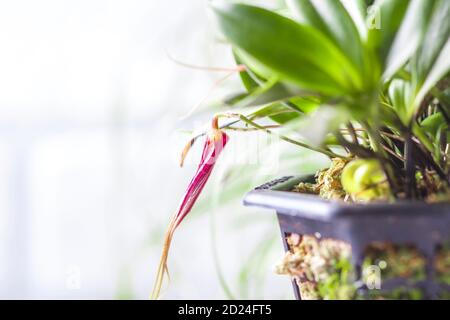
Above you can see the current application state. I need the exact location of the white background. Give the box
[0,0,324,299]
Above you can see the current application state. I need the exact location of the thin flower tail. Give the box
[151,117,228,299]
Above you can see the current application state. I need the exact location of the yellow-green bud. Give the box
[341,159,389,201]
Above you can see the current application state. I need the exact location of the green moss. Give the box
[435,242,450,285]
[363,243,426,281]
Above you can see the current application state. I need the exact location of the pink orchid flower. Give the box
[151,117,228,299]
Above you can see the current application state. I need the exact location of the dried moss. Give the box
[275,234,356,300]
[297,281,320,300]
[293,159,450,203]
[292,158,348,201]
[275,234,442,300]
[292,182,318,195]
[315,158,348,200]
[418,171,450,203]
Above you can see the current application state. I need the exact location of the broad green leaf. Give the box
[287,0,366,83]
[308,0,365,78]
[413,0,450,87]
[415,39,450,107]
[289,96,321,113]
[233,47,277,81]
[383,0,436,80]
[285,0,329,35]
[212,3,361,96]
[232,48,321,109]
[231,77,318,109]
[367,0,408,65]
[341,0,368,40]
[413,1,450,107]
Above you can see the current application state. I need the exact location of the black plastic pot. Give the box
[243,176,450,300]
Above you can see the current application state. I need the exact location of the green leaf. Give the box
[413,0,450,88]
[285,0,329,35]
[415,39,450,106]
[231,48,321,109]
[421,113,450,159]
[421,113,448,137]
[289,96,321,113]
[341,0,368,39]
[269,111,301,124]
[287,0,365,82]
[247,103,299,119]
[388,79,413,124]
[309,0,365,78]
[234,96,321,125]
[212,3,361,96]
[383,0,436,80]
[367,0,408,65]
[233,49,260,91]
[233,47,276,82]
[263,97,322,124]
[231,77,317,109]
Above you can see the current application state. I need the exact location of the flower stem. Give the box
[217,113,345,159]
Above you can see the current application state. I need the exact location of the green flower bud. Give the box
[341,159,389,201]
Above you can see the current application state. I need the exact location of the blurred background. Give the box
[0,0,327,299]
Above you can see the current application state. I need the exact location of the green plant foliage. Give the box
[172,0,450,299]
[213,3,362,95]
[205,0,450,202]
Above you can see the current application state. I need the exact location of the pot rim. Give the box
[243,175,450,221]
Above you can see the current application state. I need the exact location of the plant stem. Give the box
[217,113,345,159]
[334,131,374,158]
[345,122,359,147]
[404,131,417,199]
[362,100,400,197]
[226,125,280,131]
